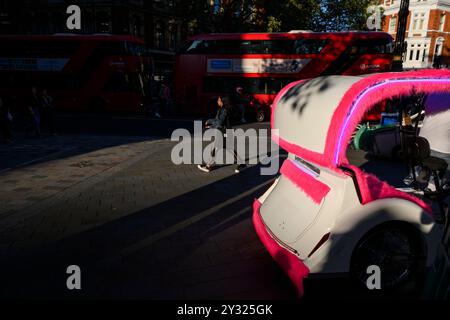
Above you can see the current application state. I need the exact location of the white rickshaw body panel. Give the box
[253,69,450,296]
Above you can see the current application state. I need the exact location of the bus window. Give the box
[0,72,79,90]
[38,74,80,90]
[353,39,392,54]
[125,42,150,56]
[104,72,142,93]
[293,40,328,54]
[265,78,297,94]
[0,40,78,57]
[181,39,329,55]
[266,78,283,94]
[261,41,292,54]
[203,77,297,95]
[186,85,198,105]
[247,78,262,94]
[204,77,236,94]
[104,73,123,92]
[97,42,128,56]
[182,40,213,54]
[239,41,263,54]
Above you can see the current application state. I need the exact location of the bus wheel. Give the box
[256,108,266,122]
[350,223,425,294]
[89,97,107,113]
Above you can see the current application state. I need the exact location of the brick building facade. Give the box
[381,0,450,68]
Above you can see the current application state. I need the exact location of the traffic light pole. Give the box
[392,0,410,71]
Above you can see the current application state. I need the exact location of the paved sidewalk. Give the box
[0,135,157,219]
[0,134,297,299]
[0,129,416,300]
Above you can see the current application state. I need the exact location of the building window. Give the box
[408,44,415,61]
[434,38,444,67]
[51,12,64,33]
[155,21,165,49]
[83,11,94,33]
[435,38,444,56]
[439,14,445,32]
[419,13,425,30]
[131,15,144,37]
[96,11,111,33]
[412,12,426,31]
[169,22,177,50]
[36,12,51,34]
[389,16,397,33]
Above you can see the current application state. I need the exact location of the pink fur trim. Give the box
[280,159,330,205]
[272,132,325,166]
[253,199,310,297]
[271,69,450,168]
[345,165,433,215]
[331,72,450,165]
[272,133,344,175]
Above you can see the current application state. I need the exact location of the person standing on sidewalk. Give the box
[231,86,248,124]
[25,86,41,137]
[197,96,247,174]
[40,89,56,135]
[158,82,172,117]
[0,97,13,143]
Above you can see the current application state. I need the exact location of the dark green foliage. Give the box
[178,0,380,34]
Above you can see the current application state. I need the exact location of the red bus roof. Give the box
[0,34,145,44]
[189,31,392,41]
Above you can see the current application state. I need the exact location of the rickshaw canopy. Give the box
[271,69,450,168]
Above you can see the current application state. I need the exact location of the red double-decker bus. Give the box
[175,31,394,121]
[0,34,153,113]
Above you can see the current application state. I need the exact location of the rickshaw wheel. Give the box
[350,223,425,293]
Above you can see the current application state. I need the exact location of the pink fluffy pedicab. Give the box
[253,69,450,298]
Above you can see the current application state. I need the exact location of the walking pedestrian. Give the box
[231,86,248,123]
[40,89,56,135]
[25,86,41,137]
[158,81,172,117]
[197,96,247,173]
[0,97,13,143]
[151,82,162,119]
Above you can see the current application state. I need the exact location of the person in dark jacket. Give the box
[204,96,231,132]
[25,86,41,137]
[40,89,56,135]
[0,97,13,143]
[231,86,247,123]
[198,96,246,173]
